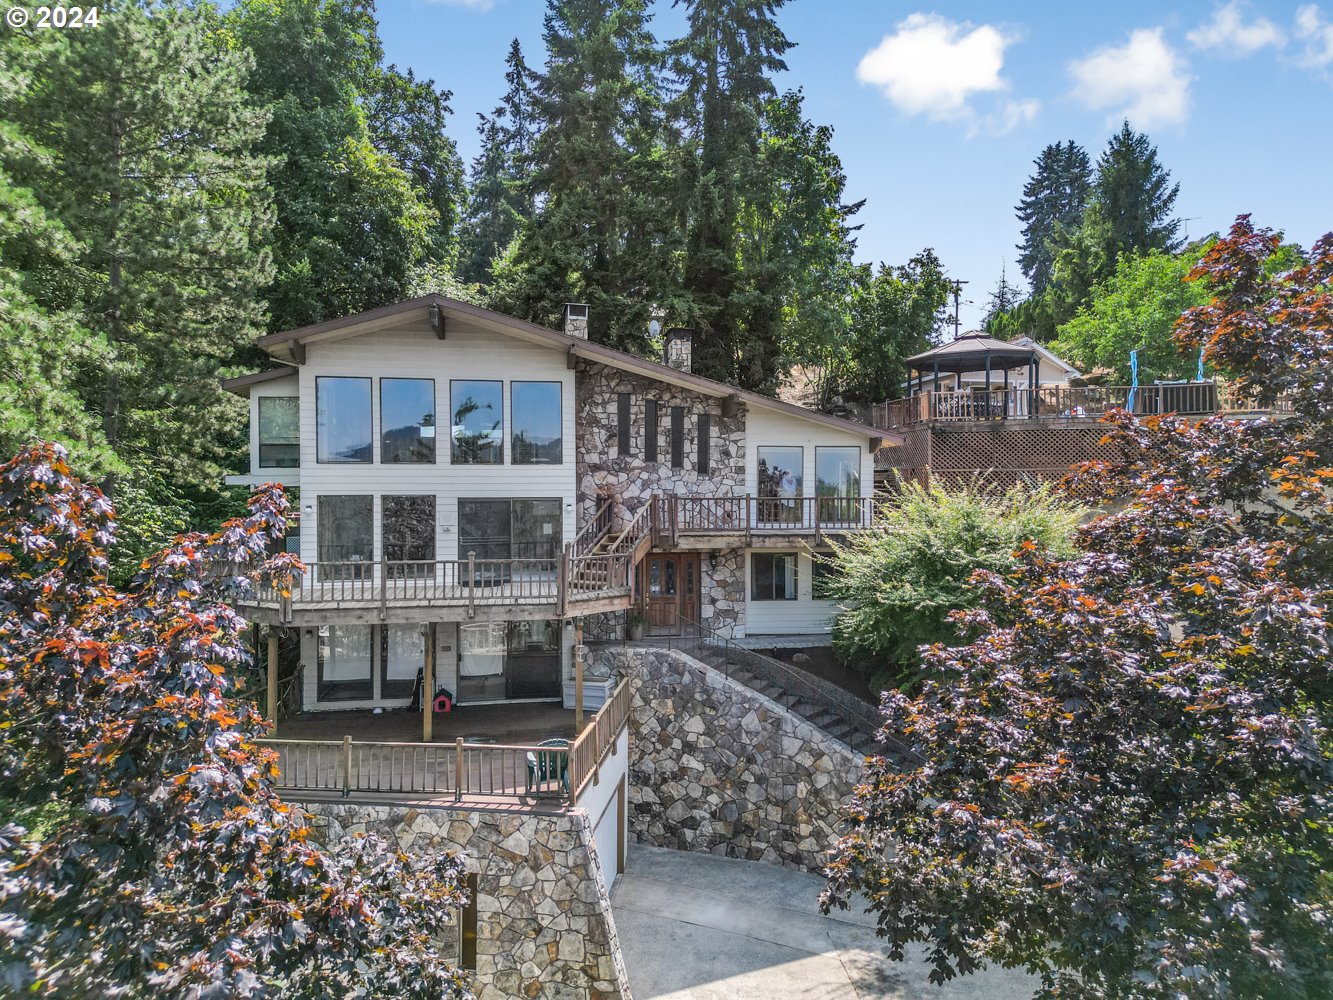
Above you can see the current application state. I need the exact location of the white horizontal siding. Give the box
[743,548,840,635]
[293,317,578,564]
[744,407,876,498]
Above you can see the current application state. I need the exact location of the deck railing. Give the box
[259,678,631,806]
[652,495,879,544]
[873,381,1289,430]
[257,556,563,608]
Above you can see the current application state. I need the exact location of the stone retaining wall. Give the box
[306,803,631,1000]
[590,645,862,871]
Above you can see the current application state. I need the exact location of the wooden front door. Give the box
[638,553,700,635]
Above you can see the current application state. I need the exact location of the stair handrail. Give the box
[570,497,616,557]
[604,501,653,556]
[653,613,919,762]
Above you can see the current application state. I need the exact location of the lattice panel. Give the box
[878,423,1115,486]
[931,425,1112,474]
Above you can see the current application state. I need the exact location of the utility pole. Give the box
[950,280,968,340]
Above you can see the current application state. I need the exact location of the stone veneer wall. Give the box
[590,645,861,871]
[574,360,746,521]
[576,359,749,640]
[305,803,631,1000]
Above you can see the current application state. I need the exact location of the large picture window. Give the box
[317,624,372,701]
[383,495,435,573]
[757,446,803,525]
[451,380,503,464]
[316,377,372,463]
[317,495,373,573]
[381,378,435,463]
[815,446,861,523]
[752,552,798,601]
[511,381,562,464]
[458,498,562,563]
[258,396,299,468]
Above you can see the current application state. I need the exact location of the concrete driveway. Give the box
[611,845,1035,1000]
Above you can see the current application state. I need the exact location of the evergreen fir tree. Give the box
[982,262,1024,332]
[460,39,540,285]
[670,0,793,387]
[1090,120,1183,258]
[1014,140,1090,296]
[7,0,273,495]
[492,0,675,355]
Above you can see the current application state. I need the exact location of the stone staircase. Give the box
[724,661,883,755]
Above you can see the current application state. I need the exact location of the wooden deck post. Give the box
[422,624,435,743]
[266,630,279,724]
[574,619,585,735]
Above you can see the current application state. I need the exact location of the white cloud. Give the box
[1188,2,1285,55]
[1068,28,1192,128]
[857,13,1036,132]
[1295,5,1333,67]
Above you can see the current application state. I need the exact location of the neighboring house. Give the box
[224,295,890,717]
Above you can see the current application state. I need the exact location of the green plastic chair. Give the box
[525,738,571,795]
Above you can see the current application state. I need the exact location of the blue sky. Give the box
[377,0,1333,329]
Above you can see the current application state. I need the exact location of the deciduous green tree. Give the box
[231,0,434,331]
[824,217,1333,998]
[1049,245,1214,382]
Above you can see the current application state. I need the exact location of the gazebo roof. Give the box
[906,332,1039,374]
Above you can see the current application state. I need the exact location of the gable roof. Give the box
[245,294,898,448]
[1013,336,1081,377]
[220,365,299,393]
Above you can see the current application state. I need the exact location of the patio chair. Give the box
[525,738,570,795]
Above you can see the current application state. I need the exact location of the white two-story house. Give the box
[224,295,892,719]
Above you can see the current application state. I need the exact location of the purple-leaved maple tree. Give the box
[0,444,472,998]
[822,217,1333,999]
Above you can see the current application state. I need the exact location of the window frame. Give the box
[316,494,374,565]
[644,399,658,462]
[751,551,799,602]
[381,624,422,702]
[697,413,711,474]
[317,623,374,702]
[617,392,632,457]
[379,377,437,464]
[257,395,300,469]
[510,380,564,465]
[450,379,505,465]
[315,376,373,465]
[670,406,684,468]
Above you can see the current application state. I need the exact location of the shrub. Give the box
[823,477,1083,687]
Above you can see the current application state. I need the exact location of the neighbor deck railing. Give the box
[651,495,880,545]
[258,678,632,806]
[872,382,1291,430]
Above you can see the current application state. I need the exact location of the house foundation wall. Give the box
[305,802,631,1000]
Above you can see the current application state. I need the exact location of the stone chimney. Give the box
[663,327,693,373]
[563,303,589,340]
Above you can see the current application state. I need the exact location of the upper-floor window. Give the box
[316,377,372,463]
[451,380,503,464]
[670,406,684,468]
[816,446,861,521]
[644,400,659,462]
[381,378,435,464]
[511,381,563,464]
[258,396,299,468]
[757,446,803,525]
[617,393,632,457]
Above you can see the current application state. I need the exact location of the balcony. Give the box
[258,679,632,810]
[245,551,636,624]
[651,495,880,546]
[872,382,1291,431]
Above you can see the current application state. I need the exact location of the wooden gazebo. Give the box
[905,332,1041,418]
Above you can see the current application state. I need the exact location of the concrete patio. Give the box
[612,845,1035,1000]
